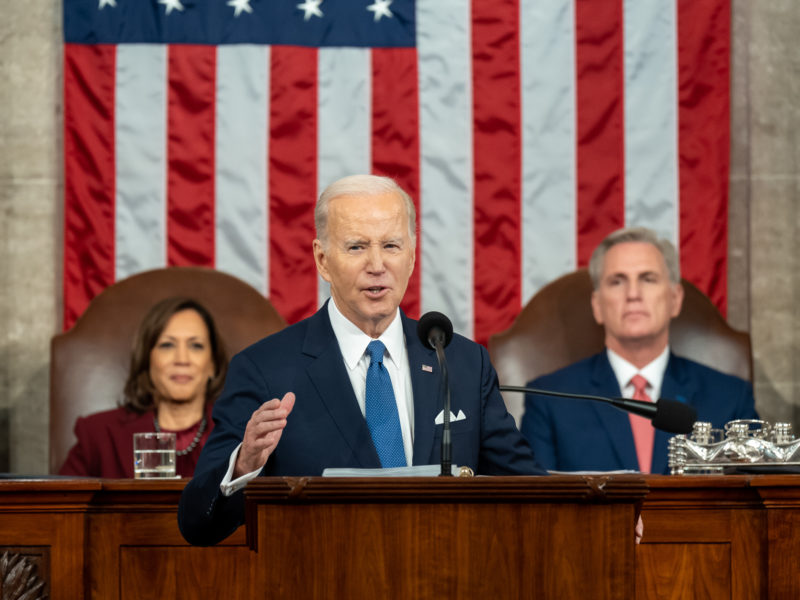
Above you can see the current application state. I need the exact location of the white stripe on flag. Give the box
[215,45,270,295]
[623,0,679,245]
[115,44,167,280]
[520,0,577,304]
[417,0,474,338]
[316,47,372,308]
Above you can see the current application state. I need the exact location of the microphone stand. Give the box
[499,384,658,420]
[417,311,456,476]
[434,341,452,477]
[499,385,697,434]
[500,385,626,410]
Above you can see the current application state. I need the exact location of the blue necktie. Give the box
[365,340,406,467]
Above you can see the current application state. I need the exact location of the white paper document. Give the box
[322,464,460,477]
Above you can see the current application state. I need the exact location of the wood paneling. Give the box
[1,475,799,599]
[637,544,731,599]
[751,476,800,598]
[120,547,255,600]
[0,480,96,600]
[640,475,768,599]
[246,476,646,600]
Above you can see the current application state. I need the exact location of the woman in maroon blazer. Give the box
[59,297,228,478]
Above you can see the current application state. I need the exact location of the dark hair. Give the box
[122,297,228,413]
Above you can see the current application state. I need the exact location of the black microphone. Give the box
[417,311,454,349]
[417,312,455,476]
[499,385,697,434]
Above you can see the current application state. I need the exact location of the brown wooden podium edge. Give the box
[244,474,648,502]
[243,475,649,551]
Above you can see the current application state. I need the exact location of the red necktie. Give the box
[629,374,654,473]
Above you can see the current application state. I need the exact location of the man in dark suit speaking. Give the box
[179,174,544,546]
[520,227,758,474]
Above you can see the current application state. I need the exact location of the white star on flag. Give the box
[297,0,323,21]
[227,0,253,17]
[366,0,392,22]
[158,0,185,16]
[98,0,117,8]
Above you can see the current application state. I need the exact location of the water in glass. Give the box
[134,448,176,478]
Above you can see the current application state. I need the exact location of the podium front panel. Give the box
[245,475,647,599]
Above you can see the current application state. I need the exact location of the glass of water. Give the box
[133,432,177,478]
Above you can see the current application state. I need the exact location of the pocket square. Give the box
[434,409,466,425]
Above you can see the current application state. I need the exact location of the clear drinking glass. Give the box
[133,432,177,478]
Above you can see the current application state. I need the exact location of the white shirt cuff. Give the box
[219,443,264,497]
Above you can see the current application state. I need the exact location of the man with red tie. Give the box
[520,227,758,474]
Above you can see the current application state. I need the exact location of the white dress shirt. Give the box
[326,299,415,465]
[606,345,670,401]
[220,299,415,495]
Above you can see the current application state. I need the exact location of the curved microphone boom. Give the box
[417,312,455,476]
[499,385,697,434]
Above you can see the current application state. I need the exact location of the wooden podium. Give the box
[4,475,800,598]
[244,475,647,599]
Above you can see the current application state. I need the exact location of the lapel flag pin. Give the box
[421,364,433,372]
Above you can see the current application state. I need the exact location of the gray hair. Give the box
[588,226,680,288]
[315,174,417,248]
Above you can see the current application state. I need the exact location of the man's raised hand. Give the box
[234,392,296,477]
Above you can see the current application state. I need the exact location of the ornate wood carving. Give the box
[0,550,48,600]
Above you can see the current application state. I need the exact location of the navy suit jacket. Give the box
[179,304,543,545]
[520,351,758,474]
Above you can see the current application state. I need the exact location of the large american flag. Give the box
[63,0,731,345]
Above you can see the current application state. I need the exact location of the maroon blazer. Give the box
[58,403,214,478]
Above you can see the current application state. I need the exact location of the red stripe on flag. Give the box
[63,44,117,331]
[268,46,318,324]
[371,47,421,320]
[166,45,217,268]
[574,0,625,267]
[677,0,730,314]
[472,0,522,346]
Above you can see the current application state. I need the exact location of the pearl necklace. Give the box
[153,415,207,457]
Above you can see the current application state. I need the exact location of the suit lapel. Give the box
[403,314,440,465]
[302,305,381,468]
[588,353,640,471]
[652,353,693,474]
